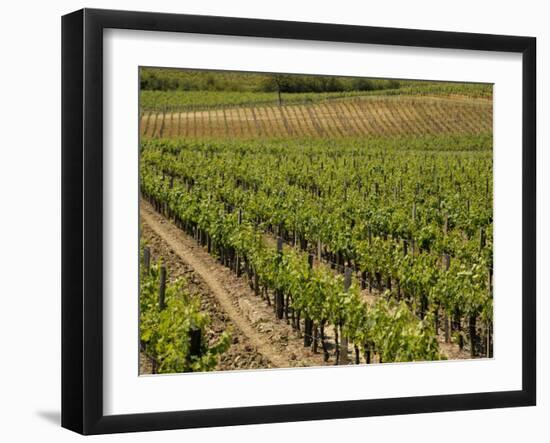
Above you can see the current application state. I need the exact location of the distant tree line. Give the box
[263,75,400,94]
[140,68,401,93]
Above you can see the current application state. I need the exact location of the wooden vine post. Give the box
[158,265,167,311]
[159,106,166,138]
[304,254,314,347]
[443,254,451,343]
[235,209,242,277]
[486,266,493,358]
[275,237,285,319]
[143,246,151,273]
[189,327,202,358]
[253,266,260,297]
[469,313,477,358]
[479,227,486,250]
[339,267,352,365]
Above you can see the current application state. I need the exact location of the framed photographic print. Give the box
[61,8,536,435]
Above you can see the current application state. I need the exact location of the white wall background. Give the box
[0,0,546,441]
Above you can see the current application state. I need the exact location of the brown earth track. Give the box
[289,104,310,137]
[262,106,276,136]
[400,99,433,135]
[395,100,423,136]
[393,102,416,135]
[453,103,478,135]
[273,105,292,137]
[139,222,272,373]
[169,111,175,138]
[304,103,326,137]
[377,99,402,136]
[157,110,165,138]
[184,110,190,138]
[293,105,316,137]
[252,107,264,137]
[140,199,333,371]
[280,106,295,137]
[149,112,158,138]
[222,107,230,137]
[322,101,346,137]
[140,111,150,137]
[178,112,183,137]
[361,99,389,136]
[429,100,454,133]
[348,99,375,135]
[344,101,363,136]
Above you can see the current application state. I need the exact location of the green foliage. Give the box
[139,67,491,112]
[140,248,231,373]
[139,132,495,363]
[140,67,401,93]
[369,300,441,362]
[140,89,384,111]
[369,81,493,99]
[261,74,399,93]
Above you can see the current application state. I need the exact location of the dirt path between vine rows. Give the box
[140,222,271,373]
[140,199,331,370]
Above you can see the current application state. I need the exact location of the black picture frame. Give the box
[62,8,536,435]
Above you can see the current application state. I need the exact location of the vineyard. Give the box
[140,95,492,140]
[140,242,231,373]
[138,70,493,374]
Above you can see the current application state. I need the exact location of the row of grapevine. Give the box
[140,82,492,112]
[141,164,455,365]
[140,136,493,359]
[140,96,493,140]
[140,89,397,112]
[140,244,231,373]
[142,188,443,364]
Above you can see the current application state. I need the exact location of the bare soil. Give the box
[141,95,492,140]
[140,198,472,375]
[140,200,334,373]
